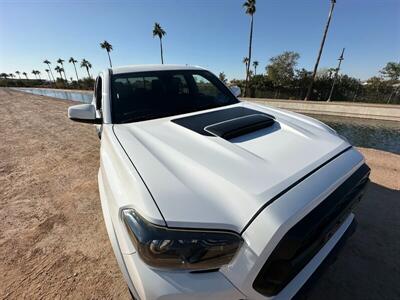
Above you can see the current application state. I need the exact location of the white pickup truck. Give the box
[68,65,370,300]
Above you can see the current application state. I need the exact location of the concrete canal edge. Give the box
[16,87,94,94]
[241,98,400,122]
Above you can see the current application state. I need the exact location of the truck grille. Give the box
[253,163,370,297]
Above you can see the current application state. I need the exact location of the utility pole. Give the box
[352,82,360,102]
[327,47,345,101]
[387,84,400,104]
[305,0,337,101]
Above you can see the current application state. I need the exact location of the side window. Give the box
[171,74,189,95]
[95,77,102,110]
[193,74,219,97]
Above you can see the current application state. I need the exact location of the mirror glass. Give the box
[229,86,241,97]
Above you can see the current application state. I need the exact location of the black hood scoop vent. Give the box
[205,114,275,139]
[171,107,275,139]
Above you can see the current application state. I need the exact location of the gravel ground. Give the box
[0,88,399,299]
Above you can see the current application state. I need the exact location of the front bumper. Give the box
[112,149,367,299]
[123,213,356,300]
[123,251,246,300]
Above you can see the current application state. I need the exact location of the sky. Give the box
[0,0,399,81]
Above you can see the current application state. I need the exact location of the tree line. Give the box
[1,57,96,90]
[220,51,400,104]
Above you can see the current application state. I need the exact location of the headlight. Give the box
[122,209,243,271]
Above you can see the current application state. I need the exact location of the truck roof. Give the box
[111,64,205,75]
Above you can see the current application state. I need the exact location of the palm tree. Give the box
[45,69,52,81]
[9,73,15,79]
[243,0,256,96]
[22,72,28,79]
[253,61,259,75]
[218,72,227,84]
[32,70,37,79]
[15,71,21,79]
[100,40,113,68]
[59,68,64,80]
[54,66,63,80]
[43,59,55,81]
[0,73,8,79]
[305,0,337,100]
[153,22,166,64]
[57,58,68,81]
[37,70,41,80]
[69,57,79,81]
[80,59,92,78]
[243,57,249,76]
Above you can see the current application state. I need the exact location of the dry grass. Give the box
[0,89,129,299]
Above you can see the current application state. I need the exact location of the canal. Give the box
[15,87,93,103]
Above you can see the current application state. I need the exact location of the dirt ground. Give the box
[0,88,399,299]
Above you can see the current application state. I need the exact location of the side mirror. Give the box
[68,104,101,124]
[229,85,241,97]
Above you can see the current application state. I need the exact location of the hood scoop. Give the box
[171,107,275,139]
[205,114,275,140]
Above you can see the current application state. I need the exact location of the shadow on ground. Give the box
[308,182,400,300]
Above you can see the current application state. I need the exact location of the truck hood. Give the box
[113,102,350,232]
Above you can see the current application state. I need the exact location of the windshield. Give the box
[111,70,239,123]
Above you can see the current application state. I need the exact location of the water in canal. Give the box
[311,115,399,155]
[16,87,93,103]
[14,88,400,154]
